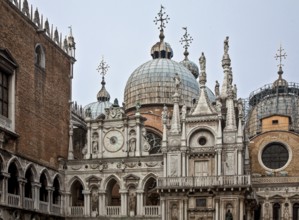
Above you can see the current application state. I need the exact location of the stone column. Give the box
[215,199,219,220]
[64,192,71,216]
[237,147,242,175]
[98,190,106,216]
[1,172,9,204]
[18,177,26,207]
[86,120,91,159]
[135,116,141,157]
[32,182,41,210]
[182,152,186,177]
[47,186,54,213]
[98,120,103,158]
[120,189,128,216]
[239,197,244,220]
[136,190,144,216]
[217,149,222,176]
[161,197,166,220]
[82,190,91,216]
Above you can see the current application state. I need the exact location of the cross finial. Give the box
[274,45,287,68]
[180,27,193,51]
[153,5,170,31]
[96,57,110,77]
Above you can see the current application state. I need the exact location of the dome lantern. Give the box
[151,5,173,59]
[96,57,110,102]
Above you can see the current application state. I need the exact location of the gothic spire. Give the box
[220,36,232,99]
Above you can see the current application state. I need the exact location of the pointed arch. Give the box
[35,44,46,69]
[105,175,121,206]
[6,156,24,177]
[142,174,159,206]
[67,176,86,192]
[102,174,121,189]
[24,163,38,182]
[39,168,52,186]
[140,173,157,189]
[70,177,84,206]
[52,173,64,190]
[52,175,62,205]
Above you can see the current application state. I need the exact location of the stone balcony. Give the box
[157,175,251,190]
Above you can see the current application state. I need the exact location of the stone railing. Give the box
[106,206,121,216]
[70,206,84,216]
[144,205,160,216]
[24,197,34,210]
[52,204,61,215]
[7,193,20,206]
[252,176,299,185]
[157,175,251,189]
[39,201,48,212]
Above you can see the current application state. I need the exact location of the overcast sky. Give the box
[30,0,299,107]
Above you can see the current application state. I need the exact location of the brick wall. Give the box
[0,1,71,168]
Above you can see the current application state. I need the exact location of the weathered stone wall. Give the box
[0,0,71,168]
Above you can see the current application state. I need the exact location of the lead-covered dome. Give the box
[124,58,199,110]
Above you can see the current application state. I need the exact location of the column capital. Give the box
[82,190,91,195]
[119,189,128,194]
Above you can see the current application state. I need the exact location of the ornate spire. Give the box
[199,52,206,86]
[96,57,111,102]
[151,5,173,59]
[180,27,193,60]
[273,45,288,88]
[154,5,170,41]
[274,44,287,77]
[220,36,232,99]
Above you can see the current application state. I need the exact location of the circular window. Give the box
[198,137,207,146]
[261,142,289,169]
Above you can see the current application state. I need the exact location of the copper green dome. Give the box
[124,58,199,110]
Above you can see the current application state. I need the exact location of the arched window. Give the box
[106,179,120,206]
[273,203,281,220]
[293,203,299,220]
[53,177,60,204]
[8,162,19,195]
[35,44,45,69]
[71,180,84,206]
[25,169,34,198]
[146,131,162,154]
[39,173,48,202]
[144,177,159,206]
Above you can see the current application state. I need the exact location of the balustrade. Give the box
[39,201,48,213]
[52,204,61,215]
[106,206,120,216]
[7,193,20,206]
[24,197,34,210]
[144,205,160,216]
[158,175,251,189]
[70,206,84,216]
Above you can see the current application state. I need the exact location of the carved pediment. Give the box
[269,194,285,202]
[289,194,299,202]
[85,175,102,185]
[123,174,140,188]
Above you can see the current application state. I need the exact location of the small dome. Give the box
[124,58,199,110]
[97,77,110,101]
[273,67,288,88]
[180,58,199,79]
[201,87,216,103]
[84,101,112,119]
[150,30,173,59]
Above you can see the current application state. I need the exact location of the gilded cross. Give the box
[180,27,193,51]
[274,45,287,68]
[153,5,170,30]
[96,57,110,77]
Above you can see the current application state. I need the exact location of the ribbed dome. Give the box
[124,58,199,110]
[201,87,216,103]
[180,59,199,79]
[84,101,112,119]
